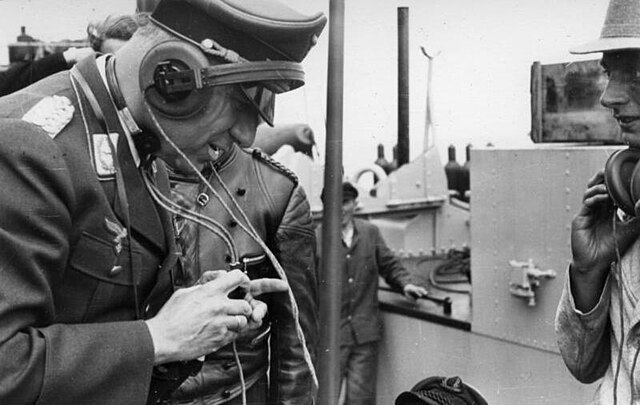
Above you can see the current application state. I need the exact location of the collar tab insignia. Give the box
[22,95,74,138]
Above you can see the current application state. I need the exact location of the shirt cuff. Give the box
[566,264,612,320]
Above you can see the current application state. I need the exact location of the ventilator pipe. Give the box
[397,7,410,167]
[374,143,393,174]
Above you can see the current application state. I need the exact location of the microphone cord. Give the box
[141,98,317,397]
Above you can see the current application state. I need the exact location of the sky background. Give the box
[0,0,611,176]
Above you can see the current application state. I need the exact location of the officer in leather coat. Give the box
[171,143,318,404]
[0,0,325,403]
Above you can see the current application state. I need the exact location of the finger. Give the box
[583,184,608,201]
[198,270,227,285]
[224,314,248,331]
[583,193,613,210]
[225,299,253,317]
[586,170,605,188]
[249,278,288,296]
[404,292,418,300]
[249,299,268,323]
[203,269,250,294]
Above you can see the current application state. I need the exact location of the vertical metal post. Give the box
[318,0,345,404]
[397,7,410,167]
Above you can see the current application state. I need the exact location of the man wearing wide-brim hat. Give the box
[0,0,325,404]
[555,0,640,403]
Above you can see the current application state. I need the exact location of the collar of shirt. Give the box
[342,220,355,248]
[96,54,141,168]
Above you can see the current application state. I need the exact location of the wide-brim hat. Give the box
[571,0,640,54]
[395,376,488,405]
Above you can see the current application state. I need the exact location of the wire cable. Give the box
[142,98,318,394]
[613,210,625,405]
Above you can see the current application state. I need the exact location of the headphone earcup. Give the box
[604,148,640,216]
[139,41,212,119]
[629,156,640,216]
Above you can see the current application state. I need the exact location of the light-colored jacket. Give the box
[555,238,640,404]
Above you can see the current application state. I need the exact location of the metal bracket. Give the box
[508,259,557,306]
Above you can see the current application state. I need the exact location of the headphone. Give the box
[138,39,306,122]
[604,148,640,216]
[139,40,213,120]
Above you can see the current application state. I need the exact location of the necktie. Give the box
[171,186,200,286]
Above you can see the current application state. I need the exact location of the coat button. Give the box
[228,220,238,227]
[236,188,246,196]
[346,254,351,259]
[221,389,232,399]
[109,265,123,277]
[196,193,210,206]
[348,277,354,283]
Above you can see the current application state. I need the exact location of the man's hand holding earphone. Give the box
[570,170,640,312]
[145,269,287,365]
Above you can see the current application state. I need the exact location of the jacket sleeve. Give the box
[554,266,611,383]
[0,53,68,97]
[0,121,155,405]
[269,184,319,405]
[373,225,412,291]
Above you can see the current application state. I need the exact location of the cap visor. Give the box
[570,37,640,54]
[395,392,435,405]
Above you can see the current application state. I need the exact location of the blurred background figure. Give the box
[316,181,428,405]
[86,13,149,54]
[0,12,147,97]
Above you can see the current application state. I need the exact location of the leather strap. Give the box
[70,62,141,318]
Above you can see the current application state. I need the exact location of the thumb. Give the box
[614,214,640,253]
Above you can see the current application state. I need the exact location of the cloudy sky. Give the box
[0,0,610,174]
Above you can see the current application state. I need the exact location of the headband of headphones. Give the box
[143,59,305,98]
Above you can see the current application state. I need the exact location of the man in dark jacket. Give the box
[171,143,318,404]
[0,1,326,404]
[317,182,428,405]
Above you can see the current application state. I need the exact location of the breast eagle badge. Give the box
[105,217,127,255]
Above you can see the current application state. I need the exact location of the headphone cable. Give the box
[141,99,318,392]
[612,209,625,405]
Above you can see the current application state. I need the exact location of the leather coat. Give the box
[170,144,318,405]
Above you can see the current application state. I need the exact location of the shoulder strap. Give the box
[250,147,298,185]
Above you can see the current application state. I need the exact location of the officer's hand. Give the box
[62,47,95,66]
[145,269,254,365]
[403,284,428,301]
[570,170,640,310]
[291,125,315,158]
[197,270,289,332]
